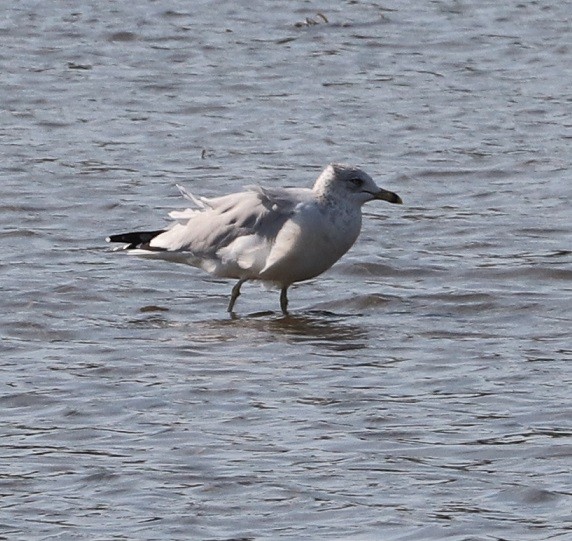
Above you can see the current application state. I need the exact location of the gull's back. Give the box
[145,186,315,279]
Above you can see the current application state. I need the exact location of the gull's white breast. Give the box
[259,200,363,285]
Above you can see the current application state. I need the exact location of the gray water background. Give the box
[1,1,571,540]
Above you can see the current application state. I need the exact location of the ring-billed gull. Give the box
[107,163,402,314]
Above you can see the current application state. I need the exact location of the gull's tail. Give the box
[106,230,166,250]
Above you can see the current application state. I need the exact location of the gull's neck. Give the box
[312,168,340,205]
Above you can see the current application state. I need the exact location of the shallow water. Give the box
[1,1,571,540]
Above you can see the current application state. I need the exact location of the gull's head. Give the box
[313,163,403,206]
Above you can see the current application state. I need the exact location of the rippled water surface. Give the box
[1,1,571,540]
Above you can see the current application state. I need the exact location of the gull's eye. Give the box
[349,177,364,188]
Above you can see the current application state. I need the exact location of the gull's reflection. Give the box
[208,309,369,351]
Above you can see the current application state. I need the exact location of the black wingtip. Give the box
[106,230,166,249]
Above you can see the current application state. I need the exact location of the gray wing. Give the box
[149,186,312,256]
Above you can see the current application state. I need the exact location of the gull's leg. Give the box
[228,278,247,313]
[280,286,289,315]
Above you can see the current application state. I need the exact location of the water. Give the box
[1,1,571,539]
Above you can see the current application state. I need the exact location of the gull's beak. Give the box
[373,188,403,205]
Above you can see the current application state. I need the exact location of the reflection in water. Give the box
[269,311,369,350]
[198,310,369,351]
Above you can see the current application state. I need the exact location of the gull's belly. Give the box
[259,206,362,284]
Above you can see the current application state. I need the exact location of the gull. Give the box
[106,163,402,314]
